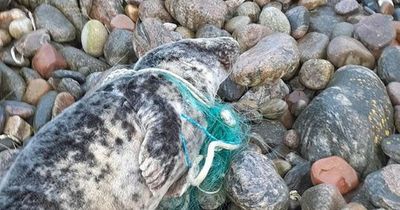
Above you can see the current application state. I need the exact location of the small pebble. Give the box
[33,91,57,131]
[259,7,291,34]
[57,78,83,99]
[259,98,288,120]
[236,1,261,22]
[196,24,231,38]
[224,16,251,33]
[52,70,86,84]
[8,18,33,39]
[0,8,26,29]
[299,59,334,90]
[283,129,300,149]
[273,159,292,177]
[22,78,52,105]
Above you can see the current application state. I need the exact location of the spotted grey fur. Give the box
[0,37,240,210]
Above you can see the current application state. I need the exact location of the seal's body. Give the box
[0,38,240,209]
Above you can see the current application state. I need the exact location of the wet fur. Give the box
[0,38,240,210]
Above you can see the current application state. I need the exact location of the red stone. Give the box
[311,156,359,194]
[32,43,67,79]
[110,14,135,31]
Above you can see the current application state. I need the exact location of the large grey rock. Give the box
[294,65,393,177]
[34,4,76,42]
[298,32,329,63]
[353,164,400,209]
[231,33,300,87]
[165,0,228,31]
[226,150,289,210]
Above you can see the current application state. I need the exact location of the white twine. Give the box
[27,11,36,31]
[10,46,25,65]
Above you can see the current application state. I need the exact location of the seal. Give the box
[0,37,240,210]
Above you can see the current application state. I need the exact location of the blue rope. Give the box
[180,133,192,168]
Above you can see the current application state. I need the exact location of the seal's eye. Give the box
[220,109,236,127]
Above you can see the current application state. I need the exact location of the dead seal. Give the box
[0,37,240,209]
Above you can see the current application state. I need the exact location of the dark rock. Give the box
[104,29,136,66]
[1,100,35,119]
[0,0,10,11]
[157,192,189,210]
[327,36,375,69]
[331,22,354,39]
[285,6,310,40]
[353,164,400,209]
[226,150,289,209]
[132,18,178,58]
[395,106,400,133]
[284,161,313,194]
[232,33,300,87]
[251,119,287,149]
[165,0,228,31]
[33,91,57,131]
[381,135,400,163]
[60,46,110,76]
[298,32,330,63]
[301,184,347,210]
[309,6,345,36]
[0,135,19,153]
[52,70,86,84]
[50,0,88,35]
[273,159,292,177]
[294,65,393,177]
[57,78,83,99]
[0,62,26,100]
[34,4,76,42]
[266,144,291,160]
[377,46,400,84]
[196,24,231,38]
[217,77,246,102]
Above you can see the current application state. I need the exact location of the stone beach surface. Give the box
[0,0,400,209]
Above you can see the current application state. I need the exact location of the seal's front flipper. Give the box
[138,115,182,194]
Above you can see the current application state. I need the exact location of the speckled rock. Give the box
[139,0,173,22]
[259,7,291,34]
[294,65,393,177]
[0,62,26,101]
[381,135,400,163]
[226,150,289,210]
[309,6,345,36]
[301,184,347,210]
[104,29,136,65]
[259,99,288,119]
[14,29,50,58]
[298,32,330,63]
[225,16,251,33]
[232,33,300,86]
[283,129,300,149]
[236,1,261,22]
[353,164,400,209]
[1,100,35,119]
[334,0,360,15]
[286,6,310,40]
[327,36,375,69]
[57,78,83,99]
[3,116,32,143]
[60,46,109,75]
[175,26,194,39]
[377,46,400,84]
[52,92,75,118]
[34,4,76,42]
[196,24,231,38]
[299,59,334,90]
[132,18,178,58]
[165,0,228,31]
[50,0,88,36]
[81,20,109,57]
[331,22,354,39]
[20,67,41,83]
[232,23,271,52]
[354,13,395,56]
[33,91,57,131]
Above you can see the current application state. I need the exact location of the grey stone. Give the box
[236,1,261,22]
[14,29,51,58]
[57,78,83,99]
[284,161,313,194]
[1,100,35,120]
[217,77,247,102]
[301,184,347,210]
[0,62,26,101]
[34,4,76,42]
[60,46,110,76]
[0,45,30,67]
[259,7,291,34]
[294,65,393,177]
[381,135,400,163]
[232,23,271,52]
[309,6,345,36]
[33,91,57,131]
[251,119,287,149]
[226,150,289,210]
[331,22,354,39]
[285,6,310,40]
[52,70,86,84]
[298,32,330,63]
[224,16,251,33]
[377,46,400,84]
[139,0,174,22]
[196,24,231,38]
[20,67,41,83]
